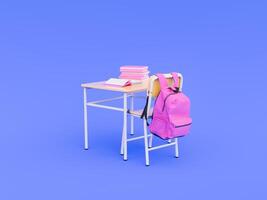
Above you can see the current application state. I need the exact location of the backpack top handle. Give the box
[149,73,183,97]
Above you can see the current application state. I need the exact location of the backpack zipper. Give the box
[175,123,192,128]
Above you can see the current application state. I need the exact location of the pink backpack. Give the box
[142,73,192,139]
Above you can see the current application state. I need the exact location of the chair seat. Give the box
[128,108,153,118]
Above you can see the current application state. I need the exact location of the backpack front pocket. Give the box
[169,116,192,137]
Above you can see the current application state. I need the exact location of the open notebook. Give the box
[105,78,142,87]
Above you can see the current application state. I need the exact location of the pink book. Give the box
[120,66,148,73]
[119,75,149,80]
[120,74,148,79]
[120,71,150,76]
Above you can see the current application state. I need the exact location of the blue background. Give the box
[1,0,266,199]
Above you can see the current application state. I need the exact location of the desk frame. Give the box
[82,83,148,161]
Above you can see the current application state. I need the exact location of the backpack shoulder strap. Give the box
[140,96,150,126]
[171,72,180,88]
[156,73,168,89]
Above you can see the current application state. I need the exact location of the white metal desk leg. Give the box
[130,93,134,135]
[83,88,89,149]
[123,93,128,161]
[120,125,125,155]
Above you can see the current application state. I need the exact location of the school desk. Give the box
[81,81,148,161]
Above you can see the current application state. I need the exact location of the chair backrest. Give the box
[145,73,183,116]
[148,73,183,98]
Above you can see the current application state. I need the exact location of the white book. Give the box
[105,78,142,87]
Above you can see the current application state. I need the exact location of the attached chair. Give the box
[128,73,183,166]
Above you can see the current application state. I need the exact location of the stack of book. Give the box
[119,66,149,80]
